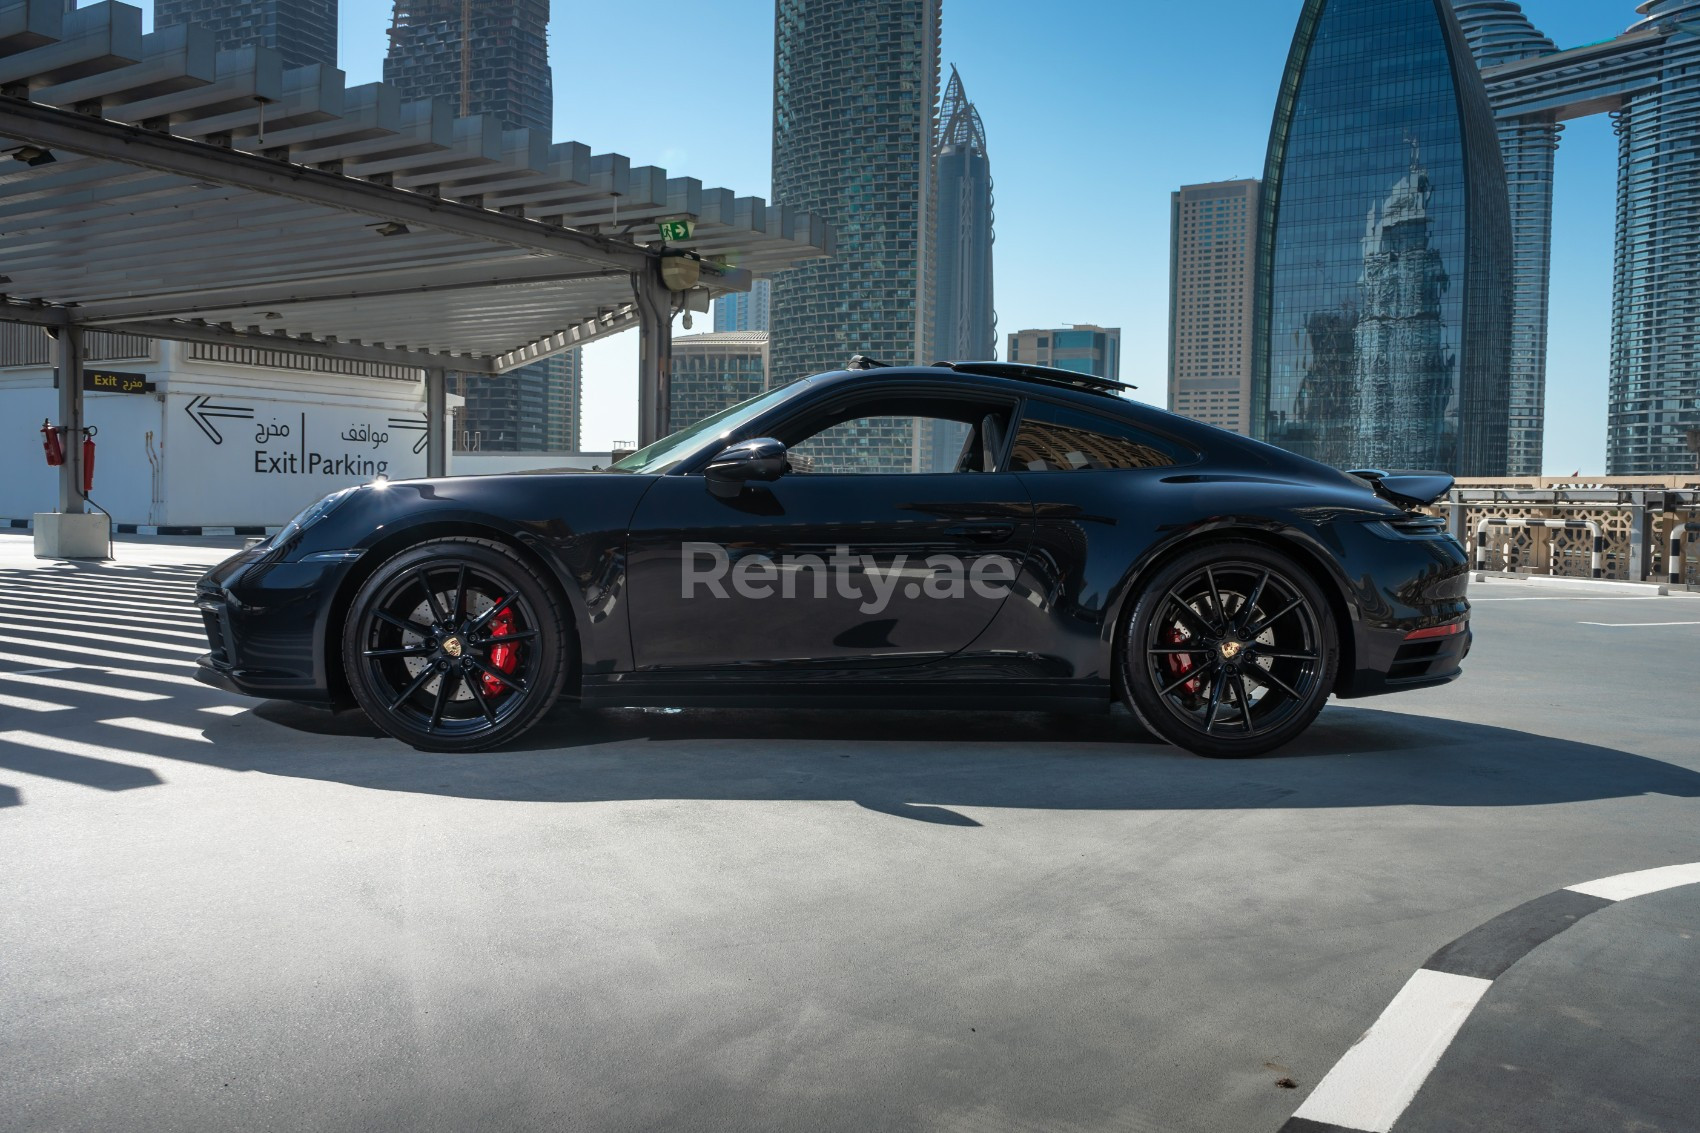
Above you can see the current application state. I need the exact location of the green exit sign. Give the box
[657,219,694,242]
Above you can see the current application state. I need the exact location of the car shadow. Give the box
[238,700,1700,822]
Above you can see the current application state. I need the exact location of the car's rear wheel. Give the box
[342,538,569,752]
[1120,541,1337,758]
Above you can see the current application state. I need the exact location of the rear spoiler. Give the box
[1346,468,1454,510]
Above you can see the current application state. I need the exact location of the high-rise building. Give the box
[1452,1,1700,476]
[769,0,942,474]
[153,0,338,70]
[383,0,552,133]
[452,350,581,452]
[385,0,571,452]
[669,332,770,433]
[713,279,771,333]
[1169,180,1258,434]
[1007,325,1121,381]
[1255,0,1512,476]
[935,65,996,363]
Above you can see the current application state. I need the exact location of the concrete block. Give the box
[33,512,109,559]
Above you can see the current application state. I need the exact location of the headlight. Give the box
[275,486,359,547]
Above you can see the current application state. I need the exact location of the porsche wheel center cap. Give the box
[1219,640,1244,662]
[441,636,464,658]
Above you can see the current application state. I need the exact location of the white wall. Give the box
[0,347,453,527]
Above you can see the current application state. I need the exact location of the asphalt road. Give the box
[2,533,1697,1133]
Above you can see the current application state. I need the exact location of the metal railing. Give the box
[1442,477,1700,587]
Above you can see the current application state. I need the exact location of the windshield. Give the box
[609,379,813,474]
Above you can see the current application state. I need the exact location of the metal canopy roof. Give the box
[0,0,831,374]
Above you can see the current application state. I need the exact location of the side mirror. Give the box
[704,437,788,497]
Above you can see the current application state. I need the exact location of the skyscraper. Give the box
[1007,326,1121,381]
[1452,1,1700,476]
[384,0,552,133]
[1255,0,1512,476]
[769,0,942,474]
[713,279,771,333]
[935,65,996,363]
[153,0,338,70]
[385,0,571,452]
[669,332,770,432]
[1169,180,1258,434]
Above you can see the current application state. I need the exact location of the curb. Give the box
[1,519,279,538]
[1472,571,1669,595]
[1279,862,1700,1133]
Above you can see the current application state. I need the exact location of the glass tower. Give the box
[713,279,771,333]
[153,0,338,70]
[1255,0,1512,476]
[935,65,996,363]
[668,332,770,433]
[1452,1,1700,475]
[1450,1,1558,476]
[1610,2,1700,474]
[769,0,942,474]
[385,0,571,452]
[384,0,552,134]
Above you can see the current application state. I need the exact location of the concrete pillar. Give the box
[425,366,447,478]
[35,323,108,558]
[57,323,85,514]
[633,265,674,447]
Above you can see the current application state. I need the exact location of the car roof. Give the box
[797,362,1338,478]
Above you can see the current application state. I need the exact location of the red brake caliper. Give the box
[482,604,518,697]
[1165,626,1201,696]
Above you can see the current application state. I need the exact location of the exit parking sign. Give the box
[657,219,694,242]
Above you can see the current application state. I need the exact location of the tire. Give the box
[341,537,571,753]
[1120,540,1338,758]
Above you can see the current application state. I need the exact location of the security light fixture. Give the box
[8,145,55,167]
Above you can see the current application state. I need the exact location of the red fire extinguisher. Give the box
[82,425,97,494]
[41,419,65,466]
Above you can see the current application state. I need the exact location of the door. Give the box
[625,391,1033,671]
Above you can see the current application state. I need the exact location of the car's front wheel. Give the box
[1121,541,1338,758]
[342,537,570,752]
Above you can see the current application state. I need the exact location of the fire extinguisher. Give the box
[82,425,97,494]
[41,419,65,466]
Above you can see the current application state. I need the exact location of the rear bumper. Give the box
[1337,621,1471,699]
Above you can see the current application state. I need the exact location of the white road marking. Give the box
[1470,596,1663,602]
[198,705,247,716]
[1567,862,1700,901]
[1289,969,1492,1133]
[1577,620,1700,627]
[0,661,198,689]
[99,717,211,743]
[0,673,167,700]
[0,692,72,712]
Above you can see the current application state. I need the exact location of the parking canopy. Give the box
[0,0,831,375]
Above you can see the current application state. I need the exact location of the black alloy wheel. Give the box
[342,538,569,752]
[1121,541,1338,758]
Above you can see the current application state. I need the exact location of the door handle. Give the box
[945,522,1016,543]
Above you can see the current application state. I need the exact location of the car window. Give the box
[1009,400,1182,472]
[779,393,1014,475]
[609,380,810,474]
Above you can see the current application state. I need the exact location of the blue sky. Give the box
[330,1,1626,469]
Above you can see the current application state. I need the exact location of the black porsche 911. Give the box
[195,359,1471,758]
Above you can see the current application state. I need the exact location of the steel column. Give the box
[56,324,84,514]
[425,367,447,478]
[633,265,674,447]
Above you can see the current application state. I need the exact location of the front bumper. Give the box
[194,547,359,705]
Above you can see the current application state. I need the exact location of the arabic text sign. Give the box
[84,369,154,394]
